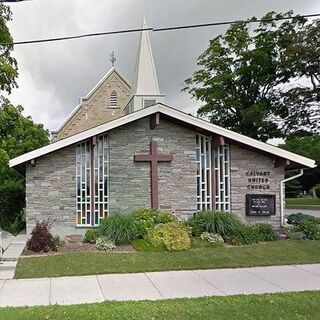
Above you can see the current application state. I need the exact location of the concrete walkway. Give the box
[0,232,27,280]
[1,263,320,307]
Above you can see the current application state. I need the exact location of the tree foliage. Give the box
[0,3,17,94]
[184,11,320,142]
[281,135,320,194]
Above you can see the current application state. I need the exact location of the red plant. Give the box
[26,220,57,252]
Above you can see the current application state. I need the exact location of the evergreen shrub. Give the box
[146,222,191,251]
[83,229,99,244]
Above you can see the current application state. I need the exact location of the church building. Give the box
[10,19,316,237]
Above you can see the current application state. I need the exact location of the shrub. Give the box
[287,213,314,226]
[8,209,26,235]
[227,225,261,245]
[286,230,305,240]
[95,237,116,251]
[26,220,56,252]
[184,218,202,237]
[52,236,64,249]
[200,232,224,244]
[254,223,279,242]
[153,211,177,224]
[83,229,100,244]
[131,208,157,238]
[192,211,242,237]
[146,222,191,251]
[100,213,138,245]
[315,186,320,198]
[297,218,320,240]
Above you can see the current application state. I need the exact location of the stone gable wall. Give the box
[109,117,198,220]
[230,144,284,225]
[56,71,132,141]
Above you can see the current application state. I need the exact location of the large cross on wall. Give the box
[134,140,173,208]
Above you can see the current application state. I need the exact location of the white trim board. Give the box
[10,103,316,169]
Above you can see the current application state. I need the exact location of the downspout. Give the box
[280,169,304,227]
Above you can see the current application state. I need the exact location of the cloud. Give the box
[6,0,319,130]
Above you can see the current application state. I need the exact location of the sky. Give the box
[5,0,320,133]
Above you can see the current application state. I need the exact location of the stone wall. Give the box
[109,117,198,219]
[230,144,284,225]
[25,145,79,237]
[56,70,131,140]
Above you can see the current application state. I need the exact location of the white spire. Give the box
[133,17,160,95]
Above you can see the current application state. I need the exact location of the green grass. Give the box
[15,240,320,279]
[286,198,320,210]
[1,291,320,319]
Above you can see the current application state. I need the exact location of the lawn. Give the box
[15,240,320,279]
[286,198,320,210]
[1,291,320,320]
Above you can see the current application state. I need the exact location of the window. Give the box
[196,135,212,211]
[214,145,230,211]
[76,134,109,226]
[196,135,231,212]
[110,90,117,107]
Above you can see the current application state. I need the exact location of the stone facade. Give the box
[25,145,77,237]
[54,69,132,141]
[25,118,285,237]
[109,117,197,220]
[230,144,284,225]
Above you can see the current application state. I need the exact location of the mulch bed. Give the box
[21,243,135,258]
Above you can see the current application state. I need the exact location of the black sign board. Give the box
[246,194,275,216]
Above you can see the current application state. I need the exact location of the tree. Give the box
[184,11,320,142]
[0,3,18,94]
[280,135,320,194]
[0,101,49,233]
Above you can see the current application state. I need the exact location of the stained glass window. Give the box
[76,134,109,226]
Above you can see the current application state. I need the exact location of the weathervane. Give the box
[110,51,116,67]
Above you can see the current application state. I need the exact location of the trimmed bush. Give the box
[131,208,158,238]
[227,225,261,245]
[200,232,224,244]
[26,220,56,252]
[192,211,242,237]
[287,213,314,226]
[286,230,305,240]
[83,229,99,244]
[146,222,191,251]
[100,214,138,245]
[254,223,279,241]
[297,218,320,240]
[95,237,116,251]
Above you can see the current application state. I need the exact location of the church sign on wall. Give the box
[245,194,276,216]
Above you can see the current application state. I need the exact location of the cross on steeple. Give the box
[109,51,116,67]
[134,140,173,208]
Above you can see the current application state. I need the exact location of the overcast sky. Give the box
[6,0,320,132]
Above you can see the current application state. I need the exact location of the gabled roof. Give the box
[51,67,132,134]
[10,103,316,169]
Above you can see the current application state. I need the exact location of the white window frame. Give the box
[109,90,118,108]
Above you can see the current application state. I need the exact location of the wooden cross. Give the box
[134,141,173,209]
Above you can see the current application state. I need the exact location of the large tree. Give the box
[0,4,49,233]
[184,11,320,142]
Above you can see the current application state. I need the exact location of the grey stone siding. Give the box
[25,145,79,237]
[109,117,197,220]
[230,144,284,225]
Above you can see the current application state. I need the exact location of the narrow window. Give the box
[214,144,231,212]
[196,134,212,211]
[76,134,109,226]
[110,90,117,107]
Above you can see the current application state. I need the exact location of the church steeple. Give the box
[125,17,166,114]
